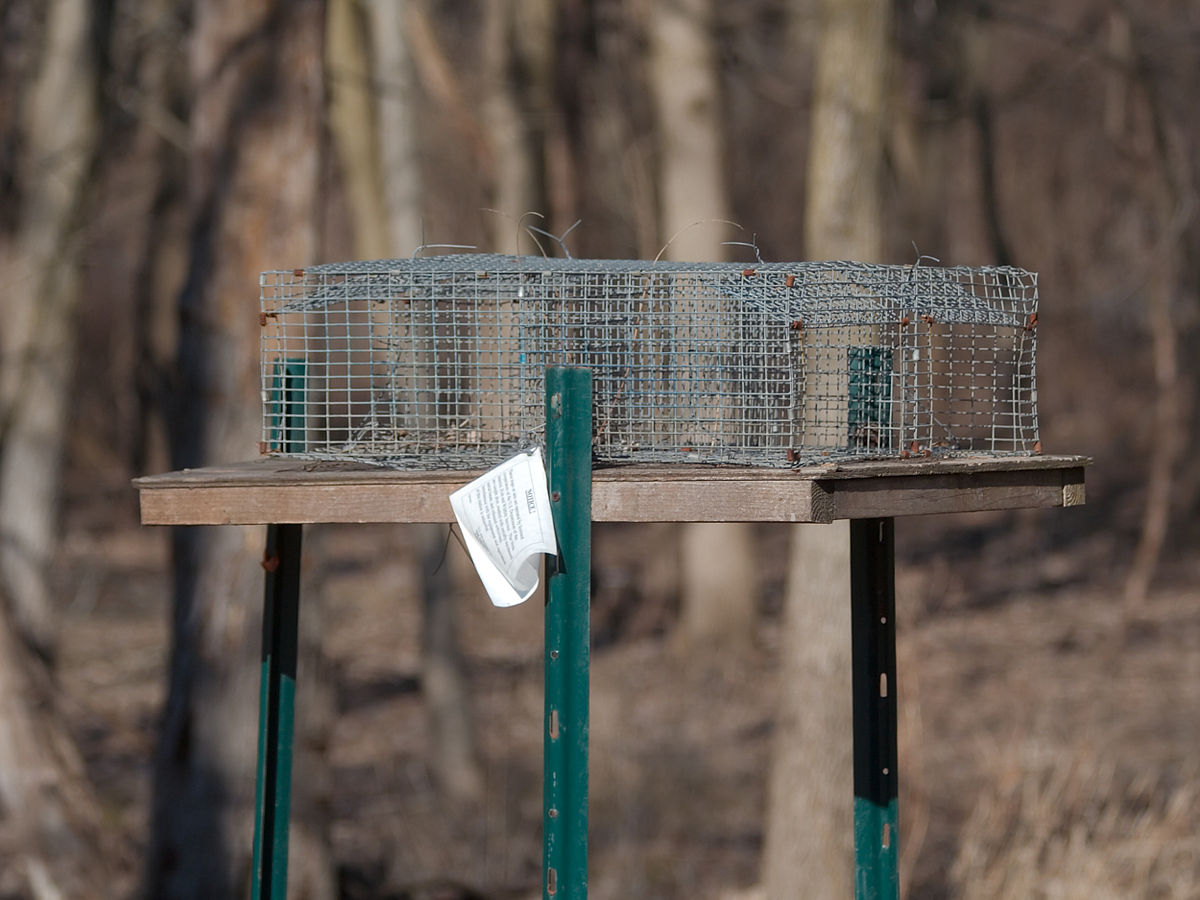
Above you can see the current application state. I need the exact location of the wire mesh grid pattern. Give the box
[260,254,1039,469]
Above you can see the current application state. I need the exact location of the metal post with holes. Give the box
[543,367,593,900]
[252,360,305,900]
[850,517,899,900]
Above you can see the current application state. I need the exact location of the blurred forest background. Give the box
[2,0,1200,897]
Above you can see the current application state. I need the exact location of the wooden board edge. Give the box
[592,478,832,523]
[139,479,836,524]
[138,484,458,525]
[135,463,1086,525]
[1062,468,1086,507]
[132,453,1092,489]
[827,467,1081,520]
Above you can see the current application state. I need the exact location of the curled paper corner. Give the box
[448,448,558,607]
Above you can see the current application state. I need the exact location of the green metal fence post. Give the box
[544,367,593,900]
[850,517,899,900]
[252,360,305,900]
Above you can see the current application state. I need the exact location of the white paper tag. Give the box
[449,447,558,608]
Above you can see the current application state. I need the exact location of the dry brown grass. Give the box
[950,748,1199,899]
[52,507,1200,899]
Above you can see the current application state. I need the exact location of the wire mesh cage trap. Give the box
[259,254,1039,469]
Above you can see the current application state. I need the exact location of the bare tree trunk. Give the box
[648,0,759,656]
[0,14,107,885]
[129,0,191,481]
[328,0,426,258]
[327,0,392,259]
[0,0,97,661]
[370,0,483,804]
[764,1,891,896]
[0,596,132,898]
[962,14,1013,268]
[145,3,335,897]
[1124,249,1182,609]
[649,0,728,262]
[798,1,888,263]
[419,526,484,802]
[368,0,424,255]
[328,0,483,803]
[765,525,853,891]
[482,0,554,253]
[1121,25,1192,613]
[404,1,493,190]
[0,4,136,895]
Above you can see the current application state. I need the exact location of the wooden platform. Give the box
[134,454,1087,525]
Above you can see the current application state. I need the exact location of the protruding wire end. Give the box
[722,231,766,264]
[527,219,584,259]
[655,218,744,263]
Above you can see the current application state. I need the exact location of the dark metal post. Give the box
[252,360,305,900]
[543,367,592,900]
[850,517,899,900]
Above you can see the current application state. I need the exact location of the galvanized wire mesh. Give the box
[260,254,1039,469]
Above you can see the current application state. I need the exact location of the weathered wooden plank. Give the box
[138,483,459,525]
[1063,468,1086,507]
[134,456,1088,525]
[590,477,834,523]
[136,478,831,524]
[811,454,1088,480]
[829,467,1082,520]
[133,454,1088,487]
[133,458,470,488]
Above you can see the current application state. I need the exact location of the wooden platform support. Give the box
[851,518,899,899]
[251,361,305,900]
[134,450,1087,898]
[134,455,1087,526]
[251,522,301,900]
